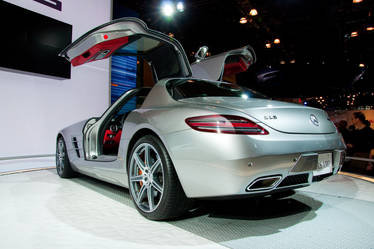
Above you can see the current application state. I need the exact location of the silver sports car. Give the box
[56,18,346,220]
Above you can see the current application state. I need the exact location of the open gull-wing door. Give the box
[60,18,193,161]
[191,45,256,81]
[59,17,191,80]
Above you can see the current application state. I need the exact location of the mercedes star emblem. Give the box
[310,114,319,126]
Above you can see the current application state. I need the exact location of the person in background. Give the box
[367,149,374,176]
[364,119,371,128]
[337,119,350,145]
[345,112,374,175]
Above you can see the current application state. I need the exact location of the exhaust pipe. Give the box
[246,175,282,192]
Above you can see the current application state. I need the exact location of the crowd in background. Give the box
[336,112,374,176]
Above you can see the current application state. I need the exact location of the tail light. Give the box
[185,115,269,135]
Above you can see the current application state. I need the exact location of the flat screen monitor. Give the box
[0,1,72,79]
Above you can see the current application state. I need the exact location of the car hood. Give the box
[179,97,337,134]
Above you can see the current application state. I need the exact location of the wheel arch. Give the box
[56,132,64,142]
[56,132,73,161]
[126,127,192,219]
[126,128,186,192]
[126,128,162,165]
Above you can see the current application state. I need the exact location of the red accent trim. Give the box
[71,36,129,66]
[103,130,122,149]
[114,130,122,144]
[223,58,250,75]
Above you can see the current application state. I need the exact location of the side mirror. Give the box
[195,46,209,62]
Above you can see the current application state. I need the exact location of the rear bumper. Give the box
[164,129,345,198]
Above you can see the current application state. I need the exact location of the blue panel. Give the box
[111,55,137,104]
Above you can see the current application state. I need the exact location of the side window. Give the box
[114,88,150,120]
[101,89,150,156]
[116,96,137,116]
[115,92,146,116]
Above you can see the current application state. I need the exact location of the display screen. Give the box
[0,1,72,78]
[111,55,137,104]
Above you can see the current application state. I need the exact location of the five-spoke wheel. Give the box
[129,143,164,213]
[128,135,191,220]
[56,137,75,178]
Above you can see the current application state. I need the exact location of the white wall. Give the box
[0,0,112,157]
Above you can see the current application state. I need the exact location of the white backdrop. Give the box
[0,0,111,157]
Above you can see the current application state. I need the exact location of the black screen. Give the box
[0,1,72,79]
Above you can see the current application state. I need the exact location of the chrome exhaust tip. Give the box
[246,175,282,192]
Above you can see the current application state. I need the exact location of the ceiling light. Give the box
[240,17,248,24]
[352,0,363,3]
[249,9,258,16]
[280,60,286,65]
[265,43,271,48]
[366,26,374,31]
[161,2,175,17]
[176,2,184,12]
[290,59,296,64]
[359,63,365,67]
[351,31,358,37]
[274,38,280,44]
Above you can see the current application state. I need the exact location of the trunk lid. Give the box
[180,97,337,134]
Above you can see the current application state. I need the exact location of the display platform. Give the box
[1,167,374,249]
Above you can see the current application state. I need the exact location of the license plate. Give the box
[313,153,332,176]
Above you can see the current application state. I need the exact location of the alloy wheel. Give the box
[129,143,164,213]
[56,139,65,175]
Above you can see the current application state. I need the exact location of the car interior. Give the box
[101,87,151,156]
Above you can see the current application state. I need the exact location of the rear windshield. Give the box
[166,79,267,100]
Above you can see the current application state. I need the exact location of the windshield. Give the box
[166,79,267,100]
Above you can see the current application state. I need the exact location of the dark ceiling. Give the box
[115,0,374,101]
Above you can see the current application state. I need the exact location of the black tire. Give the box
[127,135,190,220]
[56,137,76,178]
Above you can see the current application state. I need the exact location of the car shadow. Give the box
[185,195,313,220]
[63,172,323,242]
[167,193,322,242]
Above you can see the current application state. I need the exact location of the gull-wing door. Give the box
[191,45,256,81]
[59,17,191,80]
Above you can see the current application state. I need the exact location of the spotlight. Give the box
[359,63,365,67]
[240,17,248,24]
[161,2,175,17]
[265,43,271,48]
[176,2,184,12]
[367,26,374,31]
[274,38,280,44]
[249,9,258,16]
[351,31,358,37]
